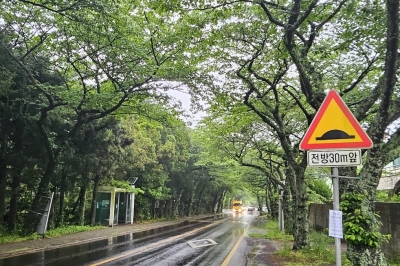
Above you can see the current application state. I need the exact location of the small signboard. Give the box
[37,192,54,236]
[329,210,343,239]
[300,90,373,150]
[307,149,361,167]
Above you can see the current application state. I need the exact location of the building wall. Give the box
[309,202,400,260]
[377,176,400,190]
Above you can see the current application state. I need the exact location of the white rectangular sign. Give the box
[329,210,343,239]
[307,149,361,167]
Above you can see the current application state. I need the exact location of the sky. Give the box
[167,89,206,127]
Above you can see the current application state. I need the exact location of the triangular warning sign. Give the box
[300,90,373,150]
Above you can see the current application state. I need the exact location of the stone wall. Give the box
[308,202,331,231]
[309,202,400,260]
[375,202,400,259]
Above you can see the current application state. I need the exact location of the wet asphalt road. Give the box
[0,212,255,266]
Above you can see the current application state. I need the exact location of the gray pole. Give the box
[332,167,341,266]
[278,196,282,231]
[281,190,284,232]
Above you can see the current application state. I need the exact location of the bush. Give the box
[0,224,106,244]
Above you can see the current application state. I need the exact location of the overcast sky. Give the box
[167,89,206,127]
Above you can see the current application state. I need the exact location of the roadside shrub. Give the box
[45,225,106,238]
[307,231,335,263]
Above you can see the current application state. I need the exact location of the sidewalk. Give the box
[240,216,286,266]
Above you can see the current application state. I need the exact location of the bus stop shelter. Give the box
[94,186,135,226]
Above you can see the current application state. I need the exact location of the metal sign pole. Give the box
[278,196,282,231]
[332,167,341,266]
[280,190,284,232]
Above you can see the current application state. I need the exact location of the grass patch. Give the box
[248,233,265,238]
[275,230,352,266]
[248,219,294,242]
[45,225,106,238]
[388,254,400,266]
[260,220,353,266]
[276,243,292,257]
[265,219,279,229]
[264,220,294,242]
[0,225,106,244]
[0,233,40,244]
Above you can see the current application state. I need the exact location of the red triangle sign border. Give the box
[299,90,373,151]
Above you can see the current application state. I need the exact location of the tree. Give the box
[197,110,289,221]
[0,0,197,233]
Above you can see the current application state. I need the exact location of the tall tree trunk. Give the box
[77,185,87,226]
[178,189,184,217]
[211,191,218,213]
[266,184,275,217]
[292,167,309,250]
[7,122,25,232]
[256,194,262,213]
[195,184,206,215]
[0,133,8,225]
[172,189,184,218]
[152,200,156,219]
[217,189,226,213]
[281,188,291,229]
[186,180,198,217]
[68,188,83,223]
[186,192,193,217]
[0,162,7,225]
[284,165,308,250]
[283,167,295,235]
[8,169,21,232]
[57,171,68,227]
[90,174,100,226]
[77,172,90,226]
[164,200,168,218]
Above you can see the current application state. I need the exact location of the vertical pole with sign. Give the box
[278,182,285,232]
[332,167,341,265]
[299,90,373,266]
